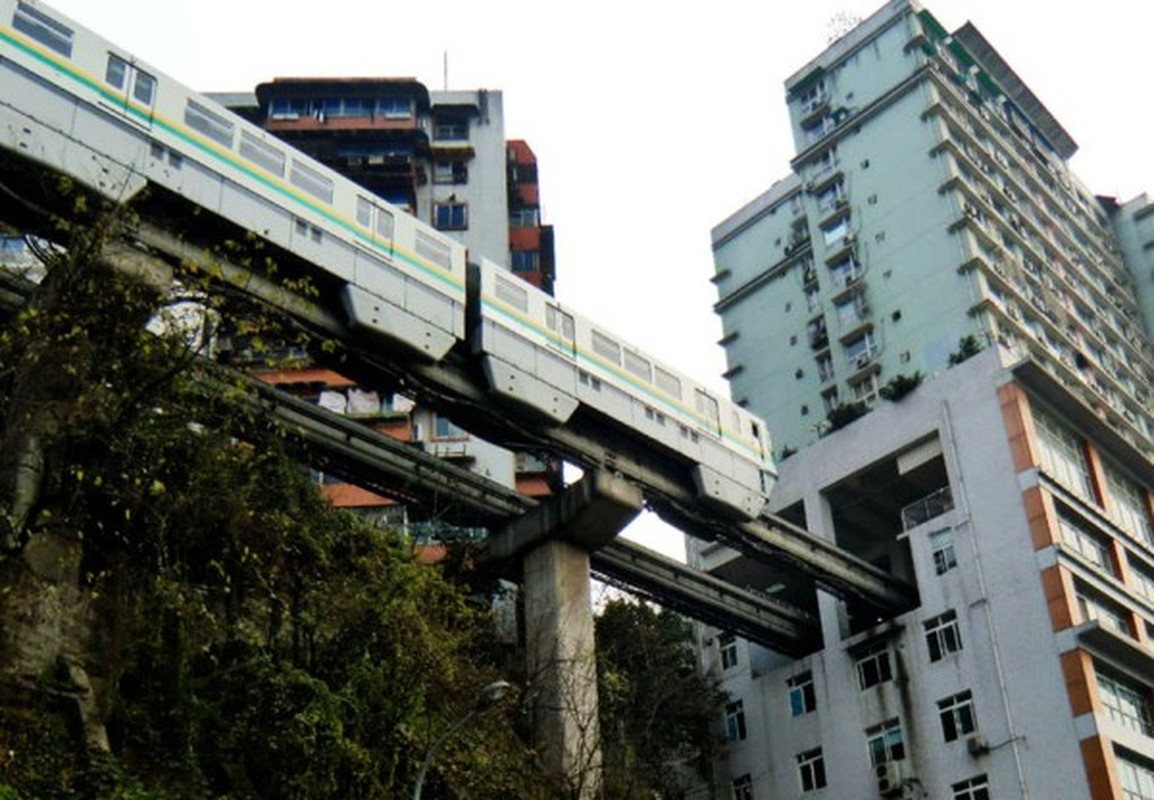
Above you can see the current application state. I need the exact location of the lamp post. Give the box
[412,679,511,800]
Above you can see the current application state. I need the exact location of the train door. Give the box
[104,53,157,128]
[356,197,395,258]
[545,304,576,358]
[374,204,395,257]
[695,389,722,437]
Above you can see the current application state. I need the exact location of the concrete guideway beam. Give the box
[591,542,820,655]
[1,194,914,617]
[484,470,644,562]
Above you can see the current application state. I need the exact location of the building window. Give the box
[796,747,827,792]
[925,610,963,662]
[865,719,905,766]
[1057,505,1115,574]
[1132,562,1154,604]
[433,119,468,141]
[816,180,847,213]
[509,207,540,227]
[929,528,958,575]
[510,250,539,274]
[816,352,834,382]
[1076,582,1130,635]
[433,201,468,231]
[719,633,739,670]
[1104,460,1153,545]
[813,146,838,177]
[938,690,978,742]
[821,388,840,414]
[1120,751,1154,800]
[1033,405,1095,502]
[433,415,465,439]
[854,640,893,689]
[808,316,829,350]
[433,160,468,184]
[952,775,991,800]
[1097,668,1154,736]
[844,331,877,370]
[821,216,851,247]
[788,671,816,716]
[724,700,747,742]
[732,774,753,800]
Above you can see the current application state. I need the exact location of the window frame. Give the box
[854,640,894,690]
[925,610,963,662]
[796,747,827,792]
[788,671,817,716]
[724,699,747,743]
[937,690,978,742]
[433,201,469,231]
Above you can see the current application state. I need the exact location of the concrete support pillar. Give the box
[524,539,602,798]
[499,470,643,799]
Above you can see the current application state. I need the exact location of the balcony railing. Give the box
[901,486,954,530]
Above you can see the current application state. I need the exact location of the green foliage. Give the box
[0,212,546,797]
[878,371,923,402]
[948,334,983,366]
[595,599,726,800]
[825,400,870,433]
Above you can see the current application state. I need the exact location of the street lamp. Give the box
[412,679,512,800]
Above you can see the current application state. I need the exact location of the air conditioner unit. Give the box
[875,761,909,796]
[855,353,873,369]
[966,736,990,757]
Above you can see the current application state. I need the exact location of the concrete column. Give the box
[524,539,602,798]
[503,471,643,798]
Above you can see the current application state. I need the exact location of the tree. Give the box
[0,203,549,797]
[595,599,727,799]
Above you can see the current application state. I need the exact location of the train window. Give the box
[185,99,234,148]
[655,366,682,400]
[592,331,621,365]
[624,350,652,382]
[415,232,452,270]
[290,160,334,204]
[105,54,129,89]
[356,197,372,228]
[376,208,395,240]
[494,275,529,313]
[133,70,156,105]
[240,132,286,178]
[13,2,73,58]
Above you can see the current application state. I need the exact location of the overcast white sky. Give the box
[43,0,1154,557]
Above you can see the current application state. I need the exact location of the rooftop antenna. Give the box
[827,10,862,43]
[443,50,448,91]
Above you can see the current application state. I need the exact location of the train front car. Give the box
[472,259,774,520]
[0,0,467,361]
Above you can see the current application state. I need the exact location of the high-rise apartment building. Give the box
[693,2,1154,798]
[711,2,1154,460]
[213,79,560,518]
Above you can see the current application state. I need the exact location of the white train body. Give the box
[0,0,776,518]
[0,0,466,359]
[474,260,774,518]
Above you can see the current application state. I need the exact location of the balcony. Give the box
[901,486,954,530]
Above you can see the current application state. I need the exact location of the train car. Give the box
[0,0,466,360]
[472,258,776,519]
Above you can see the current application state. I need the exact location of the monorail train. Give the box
[0,0,776,518]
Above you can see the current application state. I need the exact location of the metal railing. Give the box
[901,486,954,530]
